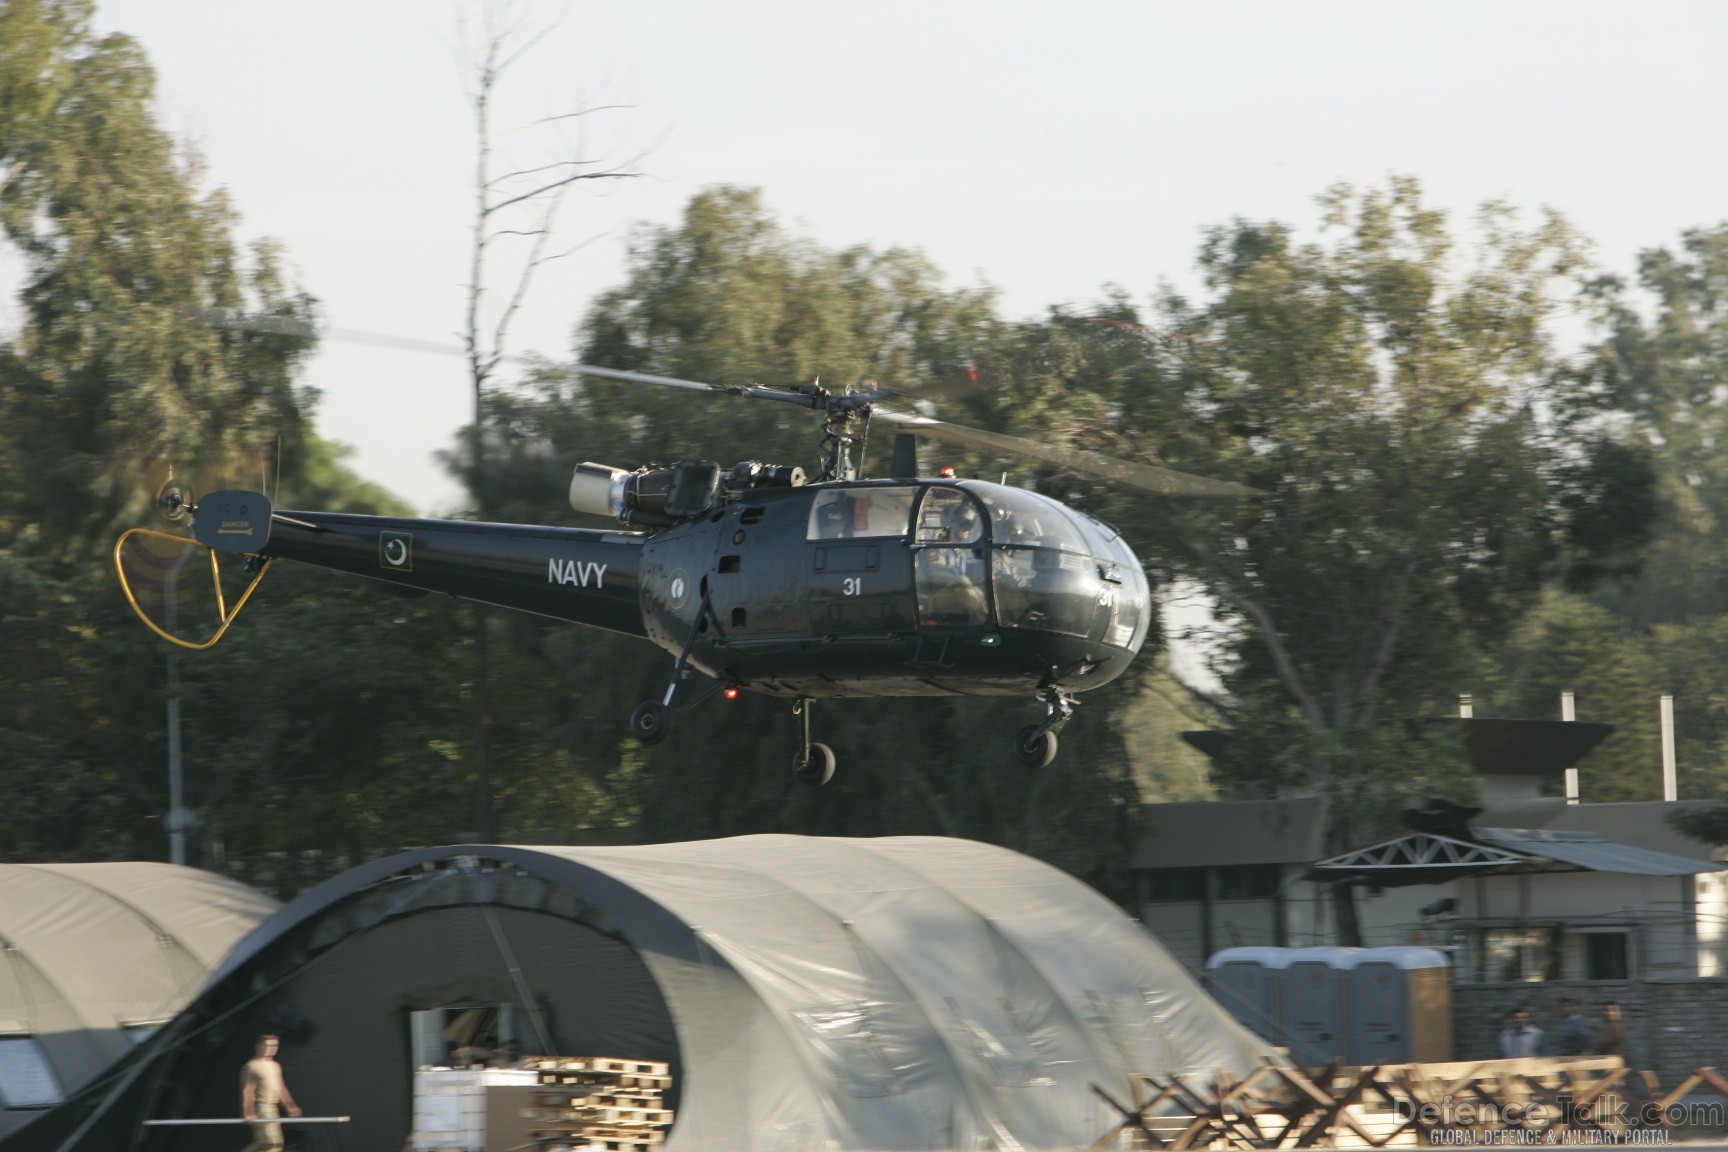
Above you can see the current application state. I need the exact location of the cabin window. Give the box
[0,1036,64,1109]
[914,489,990,626]
[973,487,1089,554]
[806,488,915,541]
[914,487,984,545]
[992,547,1101,637]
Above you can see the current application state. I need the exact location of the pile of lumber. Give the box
[520,1057,673,1152]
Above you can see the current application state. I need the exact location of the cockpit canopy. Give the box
[804,480,1151,652]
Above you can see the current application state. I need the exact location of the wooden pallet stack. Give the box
[521,1057,674,1152]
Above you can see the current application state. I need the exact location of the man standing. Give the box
[240,1033,301,1152]
[1553,997,1594,1056]
[1498,1007,1547,1058]
[1595,1001,1626,1057]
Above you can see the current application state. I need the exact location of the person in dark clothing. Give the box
[1553,997,1594,1056]
[1594,1001,1625,1057]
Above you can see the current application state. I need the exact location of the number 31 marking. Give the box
[841,577,863,596]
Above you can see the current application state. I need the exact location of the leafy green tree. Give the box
[0,1,317,559]
[1593,225,1728,623]
[923,179,1655,934]
[0,3,494,893]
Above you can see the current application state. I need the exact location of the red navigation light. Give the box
[723,684,741,700]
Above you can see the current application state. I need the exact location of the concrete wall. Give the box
[1452,980,1728,1086]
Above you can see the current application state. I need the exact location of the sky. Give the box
[88,0,1728,518]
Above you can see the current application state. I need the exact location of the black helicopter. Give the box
[116,365,1256,785]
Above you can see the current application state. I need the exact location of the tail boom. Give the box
[262,509,648,638]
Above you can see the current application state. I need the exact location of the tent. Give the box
[0,862,278,1139]
[5,836,1275,1151]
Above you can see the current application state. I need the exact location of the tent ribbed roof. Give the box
[193,835,1276,1151]
[0,862,277,1135]
[0,862,276,1032]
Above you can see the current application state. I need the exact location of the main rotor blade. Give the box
[873,408,1263,498]
[564,363,724,392]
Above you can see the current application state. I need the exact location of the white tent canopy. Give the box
[13,836,1276,1152]
[0,862,277,1137]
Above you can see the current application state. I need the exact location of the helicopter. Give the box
[116,364,1258,786]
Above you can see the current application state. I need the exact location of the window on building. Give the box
[0,1036,64,1109]
[1482,928,1558,983]
[1216,864,1281,900]
[1583,932,1630,981]
[1140,867,1207,903]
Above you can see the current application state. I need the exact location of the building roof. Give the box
[1135,797,1330,869]
[1475,799,1721,860]
[1429,717,1614,776]
[1307,815,1727,887]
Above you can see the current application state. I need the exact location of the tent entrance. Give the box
[410,1005,518,1068]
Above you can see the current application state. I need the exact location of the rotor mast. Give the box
[719,380,890,483]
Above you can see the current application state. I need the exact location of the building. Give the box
[1133,715,1728,1075]
[1135,717,1727,979]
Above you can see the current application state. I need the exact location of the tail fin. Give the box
[192,490,272,553]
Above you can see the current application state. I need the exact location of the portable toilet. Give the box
[1282,947,1360,1065]
[1348,946,1452,1064]
[1204,947,1292,1048]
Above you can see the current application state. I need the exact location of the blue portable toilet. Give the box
[1282,947,1360,1064]
[1203,947,1291,1047]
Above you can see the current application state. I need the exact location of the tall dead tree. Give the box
[456,1,636,840]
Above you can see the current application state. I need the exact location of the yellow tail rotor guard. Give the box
[114,528,271,651]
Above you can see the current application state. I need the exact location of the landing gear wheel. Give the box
[794,742,836,786]
[1013,725,1058,769]
[629,701,671,745]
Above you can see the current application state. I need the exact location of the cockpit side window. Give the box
[913,487,989,626]
[914,487,985,546]
[807,488,916,541]
[973,488,1089,555]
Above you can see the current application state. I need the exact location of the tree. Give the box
[926,179,1654,936]
[1592,225,1728,623]
[0,1,317,559]
[0,2,484,891]
[455,1,637,841]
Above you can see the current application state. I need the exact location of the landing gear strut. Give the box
[1013,686,1076,768]
[792,698,836,786]
[628,590,721,746]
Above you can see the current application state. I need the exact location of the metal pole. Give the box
[1562,690,1579,805]
[167,651,184,866]
[1661,694,1678,802]
[142,1117,351,1126]
[163,562,187,868]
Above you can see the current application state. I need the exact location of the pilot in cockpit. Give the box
[920,495,987,624]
